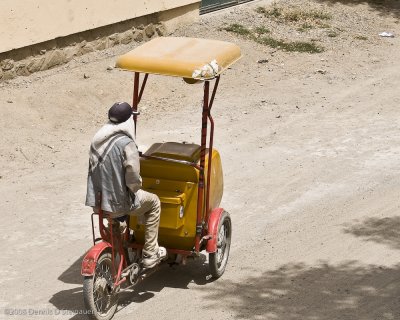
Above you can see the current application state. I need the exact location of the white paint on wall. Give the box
[0,0,200,53]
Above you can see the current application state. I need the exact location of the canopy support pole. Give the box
[205,75,220,226]
[132,72,148,137]
[195,76,220,252]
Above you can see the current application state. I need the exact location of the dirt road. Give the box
[1,0,400,319]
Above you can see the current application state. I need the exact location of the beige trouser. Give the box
[101,190,161,257]
[129,190,161,257]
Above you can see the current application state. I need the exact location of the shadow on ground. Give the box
[50,254,211,319]
[206,217,400,319]
[317,0,400,18]
[58,253,86,285]
[343,216,400,250]
[205,261,400,320]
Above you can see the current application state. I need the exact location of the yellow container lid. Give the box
[144,142,201,162]
[115,37,242,80]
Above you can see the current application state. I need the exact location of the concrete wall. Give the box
[0,1,200,81]
[0,0,200,53]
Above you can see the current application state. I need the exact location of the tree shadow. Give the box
[343,216,400,250]
[344,217,400,249]
[316,0,400,19]
[205,261,400,320]
[50,254,211,319]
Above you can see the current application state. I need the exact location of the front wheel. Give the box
[209,211,232,279]
[83,251,118,320]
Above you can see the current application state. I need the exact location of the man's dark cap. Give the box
[108,102,132,123]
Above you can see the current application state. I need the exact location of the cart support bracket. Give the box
[196,224,203,235]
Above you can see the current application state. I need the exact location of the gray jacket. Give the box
[85,130,142,214]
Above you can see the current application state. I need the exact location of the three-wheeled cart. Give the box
[81,37,241,320]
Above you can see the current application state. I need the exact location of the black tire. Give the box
[209,211,232,279]
[83,251,118,320]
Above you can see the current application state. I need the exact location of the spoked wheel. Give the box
[83,252,118,320]
[209,211,232,279]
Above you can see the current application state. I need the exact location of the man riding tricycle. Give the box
[81,37,241,320]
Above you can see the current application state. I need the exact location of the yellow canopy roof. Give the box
[115,37,241,80]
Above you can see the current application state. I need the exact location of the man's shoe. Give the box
[142,247,168,269]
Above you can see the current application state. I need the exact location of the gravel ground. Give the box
[181,0,399,51]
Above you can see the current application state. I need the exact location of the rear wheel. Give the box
[209,211,232,279]
[83,251,118,320]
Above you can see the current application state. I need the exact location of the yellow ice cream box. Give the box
[129,142,223,250]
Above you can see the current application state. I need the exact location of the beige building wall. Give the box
[0,0,200,53]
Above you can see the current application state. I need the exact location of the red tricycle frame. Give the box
[82,73,224,282]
